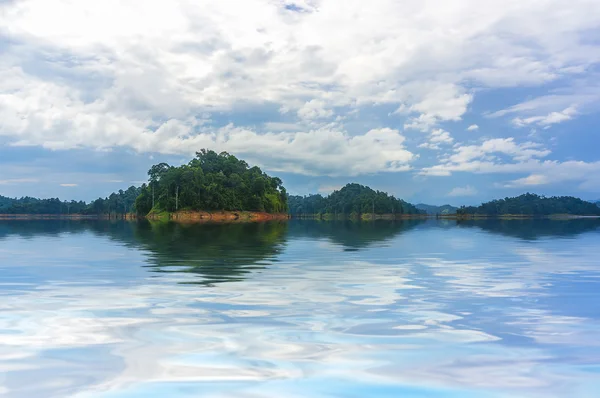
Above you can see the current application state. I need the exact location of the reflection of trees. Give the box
[0,220,288,285]
[287,219,426,250]
[4,218,597,285]
[0,219,92,239]
[129,221,289,284]
[455,218,600,240]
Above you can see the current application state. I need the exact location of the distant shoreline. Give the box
[147,210,289,223]
[292,213,600,220]
[437,214,600,220]
[0,214,135,220]
[1,213,599,222]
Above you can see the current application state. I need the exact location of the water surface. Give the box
[1,219,600,397]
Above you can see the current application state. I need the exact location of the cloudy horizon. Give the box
[1,0,600,205]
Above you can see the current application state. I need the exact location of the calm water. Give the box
[1,219,600,398]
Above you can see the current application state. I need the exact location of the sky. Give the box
[1,0,600,205]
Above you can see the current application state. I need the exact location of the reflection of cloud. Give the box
[1,228,600,398]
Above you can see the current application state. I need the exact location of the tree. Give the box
[135,149,288,215]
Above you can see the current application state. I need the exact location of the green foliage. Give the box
[136,149,287,215]
[456,193,600,216]
[88,186,142,215]
[0,186,141,215]
[288,183,424,216]
[0,195,87,214]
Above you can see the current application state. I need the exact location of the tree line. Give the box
[288,183,424,217]
[456,193,600,216]
[0,186,141,216]
[134,149,288,215]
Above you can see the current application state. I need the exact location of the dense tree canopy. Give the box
[88,186,142,215]
[0,186,141,215]
[456,193,600,216]
[288,183,424,216]
[135,149,288,215]
[0,195,87,214]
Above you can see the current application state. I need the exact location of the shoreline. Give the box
[436,214,600,220]
[147,210,290,223]
[291,214,428,220]
[0,214,137,220]
[1,212,599,222]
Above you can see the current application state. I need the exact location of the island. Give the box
[454,193,600,218]
[2,152,600,222]
[135,150,289,222]
[288,183,425,220]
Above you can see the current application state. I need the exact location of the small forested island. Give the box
[134,150,288,221]
[2,151,600,222]
[456,193,600,217]
[288,183,425,219]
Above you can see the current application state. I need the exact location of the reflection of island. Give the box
[130,221,289,284]
[0,219,427,283]
[5,218,598,285]
[0,219,93,239]
[287,219,426,250]
[455,218,600,240]
[0,220,288,285]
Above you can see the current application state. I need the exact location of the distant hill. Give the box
[416,203,458,215]
[288,183,424,216]
[457,193,600,216]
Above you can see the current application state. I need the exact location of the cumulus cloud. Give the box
[0,0,599,177]
[490,84,600,129]
[297,99,334,120]
[512,106,577,128]
[403,84,473,132]
[418,129,454,150]
[467,124,479,131]
[504,174,550,187]
[448,185,478,197]
[421,136,600,189]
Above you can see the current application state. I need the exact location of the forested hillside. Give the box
[456,193,600,216]
[0,187,142,215]
[134,150,287,215]
[288,183,423,217]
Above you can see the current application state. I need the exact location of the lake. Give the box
[1,219,600,398]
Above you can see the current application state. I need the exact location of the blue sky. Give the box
[1,0,600,205]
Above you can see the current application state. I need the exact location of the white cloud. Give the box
[504,174,549,187]
[418,129,454,150]
[447,185,478,197]
[0,66,415,176]
[421,136,600,189]
[0,178,39,185]
[438,138,551,166]
[403,84,473,132]
[467,124,479,131]
[263,122,303,131]
[60,183,78,187]
[297,99,334,120]
[512,106,577,128]
[490,83,600,128]
[0,0,599,176]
